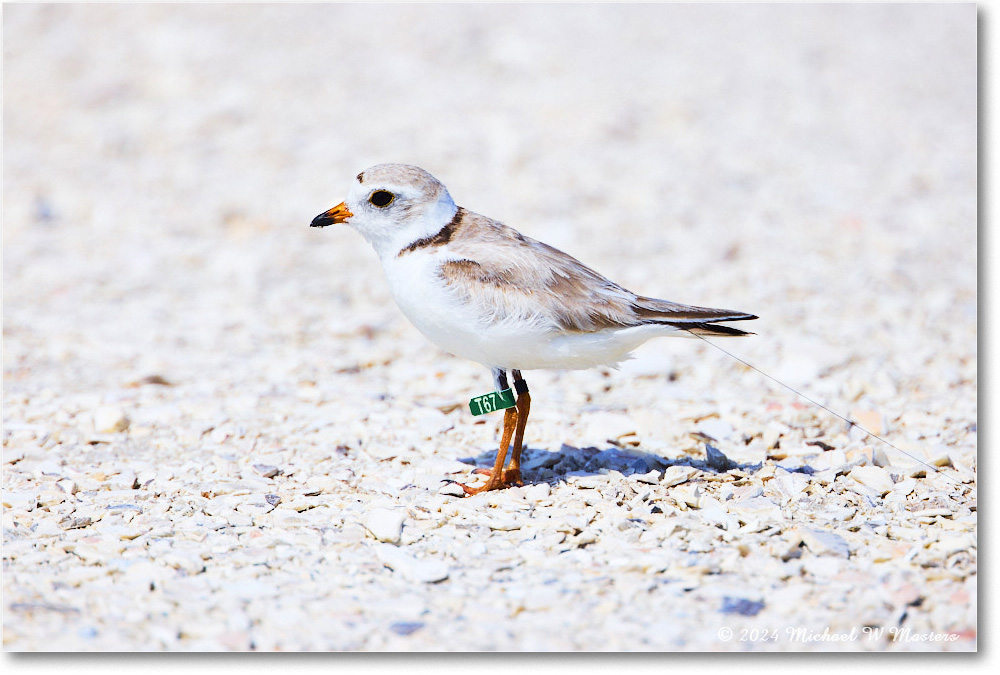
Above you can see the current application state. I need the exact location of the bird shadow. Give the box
[456,441,803,487]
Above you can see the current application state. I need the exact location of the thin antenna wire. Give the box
[690,332,974,492]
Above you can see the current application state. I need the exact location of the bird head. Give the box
[311,163,458,259]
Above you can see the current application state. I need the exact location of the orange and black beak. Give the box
[310,202,353,228]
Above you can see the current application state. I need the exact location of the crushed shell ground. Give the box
[2,4,976,651]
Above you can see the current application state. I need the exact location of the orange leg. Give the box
[460,406,517,495]
[503,375,531,486]
[460,371,531,495]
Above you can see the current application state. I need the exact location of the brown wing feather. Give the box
[439,211,756,335]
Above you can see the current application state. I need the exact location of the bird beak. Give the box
[310,202,353,228]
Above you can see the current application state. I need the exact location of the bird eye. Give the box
[368,190,395,208]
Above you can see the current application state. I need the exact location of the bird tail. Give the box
[669,321,756,337]
[632,296,757,337]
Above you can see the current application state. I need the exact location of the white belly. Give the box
[380,253,682,371]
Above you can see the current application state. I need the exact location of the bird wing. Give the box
[439,212,756,336]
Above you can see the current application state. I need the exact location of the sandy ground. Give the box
[3,4,976,651]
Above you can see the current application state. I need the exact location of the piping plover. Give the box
[311,163,757,494]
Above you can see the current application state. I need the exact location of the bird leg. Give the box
[503,371,530,486]
[460,369,531,495]
[461,408,517,494]
[461,370,515,495]
[461,372,531,494]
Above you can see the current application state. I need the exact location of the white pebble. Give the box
[3,490,37,511]
[365,507,406,544]
[438,482,466,497]
[773,468,810,499]
[673,484,702,508]
[33,519,64,537]
[375,544,449,583]
[631,469,662,485]
[849,465,895,495]
[524,482,551,500]
[660,466,699,487]
[698,418,734,441]
[572,475,606,489]
[481,514,520,531]
[798,527,850,557]
[56,478,78,495]
[698,498,738,531]
[93,406,129,433]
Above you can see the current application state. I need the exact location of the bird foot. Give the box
[458,467,523,495]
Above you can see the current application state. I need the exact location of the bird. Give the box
[311,163,756,495]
